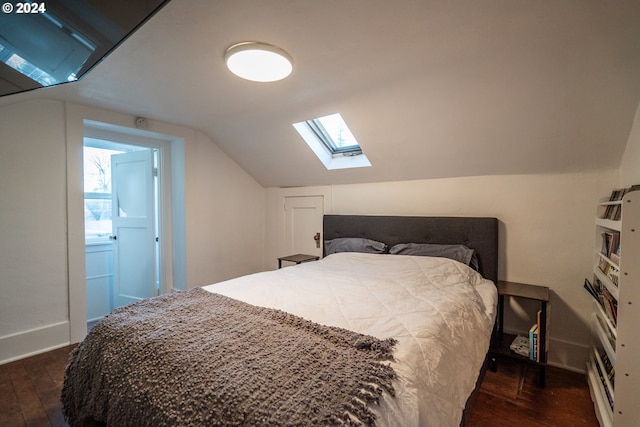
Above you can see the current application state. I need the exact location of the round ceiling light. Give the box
[225,42,293,82]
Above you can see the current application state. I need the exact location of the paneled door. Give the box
[111,149,157,308]
[284,195,324,258]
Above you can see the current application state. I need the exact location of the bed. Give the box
[62,215,499,427]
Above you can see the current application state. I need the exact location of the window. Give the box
[293,113,371,170]
[83,145,124,241]
[0,43,59,86]
[306,113,362,155]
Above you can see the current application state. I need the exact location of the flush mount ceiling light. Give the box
[225,42,293,82]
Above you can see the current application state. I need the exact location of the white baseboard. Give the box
[547,337,589,374]
[0,321,70,365]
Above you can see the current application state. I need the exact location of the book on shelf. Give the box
[600,350,615,387]
[603,189,624,219]
[529,323,538,361]
[593,276,603,291]
[610,249,620,266]
[607,265,620,286]
[601,184,640,219]
[510,335,529,357]
[584,278,598,299]
[600,287,618,326]
[537,309,542,362]
[594,354,615,410]
[595,310,616,349]
[586,276,618,328]
[527,308,548,362]
[600,231,620,264]
[598,256,620,286]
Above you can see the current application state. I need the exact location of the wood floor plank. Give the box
[0,373,17,405]
[0,403,27,427]
[479,358,525,401]
[470,391,542,427]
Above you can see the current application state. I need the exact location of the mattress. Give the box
[204,252,497,427]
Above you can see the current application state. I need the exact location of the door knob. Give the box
[313,232,320,248]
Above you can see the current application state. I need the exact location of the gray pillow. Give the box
[389,243,478,270]
[324,238,388,255]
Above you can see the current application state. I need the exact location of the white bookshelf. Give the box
[588,191,640,427]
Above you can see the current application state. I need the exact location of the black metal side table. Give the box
[277,254,319,269]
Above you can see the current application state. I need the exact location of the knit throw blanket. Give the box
[62,288,397,427]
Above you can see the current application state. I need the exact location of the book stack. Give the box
[508,309,549,362]
[508,327,542,360]
[526,309,547,362]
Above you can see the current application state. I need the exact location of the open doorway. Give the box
[83,138,162,330]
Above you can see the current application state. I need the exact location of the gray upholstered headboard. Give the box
[323,215,499,283]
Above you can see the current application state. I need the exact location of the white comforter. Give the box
[203,252,497,427]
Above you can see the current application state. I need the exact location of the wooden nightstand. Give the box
[277,254,319,269]
[491,280,550,387]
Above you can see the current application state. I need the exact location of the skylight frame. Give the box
[304,113,363,157]
[293,113,371,170]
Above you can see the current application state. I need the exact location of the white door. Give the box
[284,196,324,258]
[111,149,157,307]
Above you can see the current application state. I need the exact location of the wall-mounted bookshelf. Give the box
[585,188,640,427]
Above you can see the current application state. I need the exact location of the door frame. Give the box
[284,195,324,258]
[84,125,174,297]
[68,113,179,342]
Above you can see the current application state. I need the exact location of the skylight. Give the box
[307,113,362,155]
[293,113,371,170]
[0,43,62,86]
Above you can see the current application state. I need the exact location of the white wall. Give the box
[621,103,640,186]
[0,98,266,364]
[267,170,619,371]
[0,99,70,360]
[183,130,267,287]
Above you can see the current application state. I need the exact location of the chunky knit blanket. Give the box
[61,288,397,427]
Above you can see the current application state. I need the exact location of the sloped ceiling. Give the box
[4,0,640,187]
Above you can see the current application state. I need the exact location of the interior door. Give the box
[111,149,156,308]
[284,195,324,258]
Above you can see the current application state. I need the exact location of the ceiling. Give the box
[3,0,640,188]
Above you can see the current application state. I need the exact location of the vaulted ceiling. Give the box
[4,0,640,187]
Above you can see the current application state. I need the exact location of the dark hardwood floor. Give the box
[1,345,598,427]
[468,358,599,427]
[0,345,75,427]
